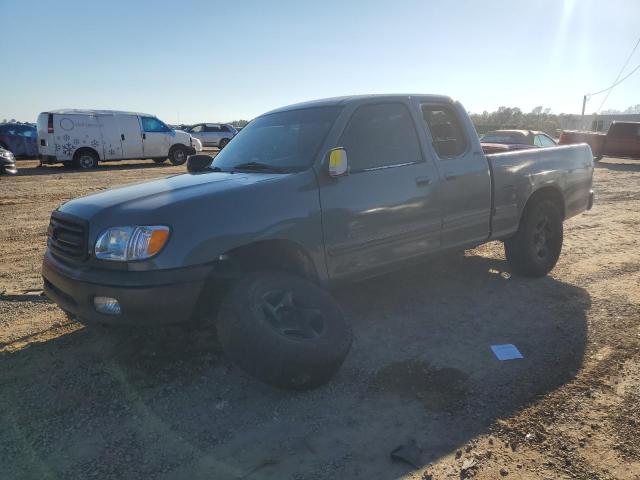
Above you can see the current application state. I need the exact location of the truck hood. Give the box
[59,170,285,221]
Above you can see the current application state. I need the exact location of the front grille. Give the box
[47,211,88,260]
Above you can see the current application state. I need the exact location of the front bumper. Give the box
[42,250,228,326]
[0,163,17,175]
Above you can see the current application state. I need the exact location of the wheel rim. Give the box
[533,216,554,258]
[260,290,324,339]
[174,150,185,162]
[79,155,94,168]
[220,139,228,147]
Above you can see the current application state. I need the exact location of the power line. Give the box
[591,34,640,112]
[591,62,640,97]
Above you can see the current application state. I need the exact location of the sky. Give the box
[1,0,639,124]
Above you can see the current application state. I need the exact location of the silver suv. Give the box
[187,123,237,148]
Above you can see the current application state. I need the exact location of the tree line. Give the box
[470,104,640,136]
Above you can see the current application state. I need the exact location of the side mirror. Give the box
[187,154,213,173]
[328,148,349,177]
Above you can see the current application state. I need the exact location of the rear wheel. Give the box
[72,150,98,169]
[168,145,188,166]
[219,138,230,149]
[504,199,563,277]
[217,271,353,390]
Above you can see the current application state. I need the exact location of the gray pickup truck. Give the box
[42,94,594,389]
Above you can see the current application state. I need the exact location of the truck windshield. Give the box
[211,106,341,172]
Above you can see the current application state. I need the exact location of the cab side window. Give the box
[339,103,421,172]
[205,125,222,132]
[536,134,556,147]
[421,105,468,159]
[141,117,170,133]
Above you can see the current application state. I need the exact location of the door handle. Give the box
[142,133,146,140]
[415,176,431,186]
[445,173,458,181]
[121,134,125,141]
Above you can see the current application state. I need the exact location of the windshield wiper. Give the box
[231,162,289,173]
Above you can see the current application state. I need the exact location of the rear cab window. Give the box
[339,102,422,172]
[609,123,636,138]
[421,105,468,159]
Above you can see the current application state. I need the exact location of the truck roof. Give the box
[264,94,453,115]
[44,109,155,117]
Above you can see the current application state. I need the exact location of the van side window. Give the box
[339,103,421,172]
[421,105,468,159]
[190,125,204,133]
[205,125,222,132]
[141,117,170,133]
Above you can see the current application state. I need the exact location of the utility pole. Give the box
[581,95,587,129]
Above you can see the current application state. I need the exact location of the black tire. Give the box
[72,149,98,169]
[153,158,167,165]
[594,155,603,162]
[504,199,563,277]
[168,145,188,166]
[217,271,352,390]
[219,138,230,149]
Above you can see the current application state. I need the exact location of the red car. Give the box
[480,129,557,154]
[559,122,640,161]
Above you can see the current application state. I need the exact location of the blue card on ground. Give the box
[491,344,524,360]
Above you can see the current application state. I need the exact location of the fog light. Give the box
[94,296,121,315]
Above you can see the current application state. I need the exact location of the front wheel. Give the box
[504,199,563,277]
[168,145,188,166]
[219,138,230,149]
[217,271,353,390]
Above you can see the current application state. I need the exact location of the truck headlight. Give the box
[95,226,170,261]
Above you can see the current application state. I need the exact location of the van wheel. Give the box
[219,138,230,149]
[217,271,353,390]
[504,199,563,277]
[168,146,188,166]
[72,150,98,169]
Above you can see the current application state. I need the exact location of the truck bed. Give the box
[486,143,594,240]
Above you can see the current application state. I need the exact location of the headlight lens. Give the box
[95,226,170,261]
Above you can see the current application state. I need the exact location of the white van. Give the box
[37,110,202,169]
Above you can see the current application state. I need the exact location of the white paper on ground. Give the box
[491,344,524,360]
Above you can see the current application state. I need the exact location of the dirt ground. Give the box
[1,157,639,480]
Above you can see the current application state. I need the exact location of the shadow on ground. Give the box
[0,250,589,479]
[594,158,640,172]
[14,160,175,177]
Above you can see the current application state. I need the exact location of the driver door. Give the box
[319,102,441,281]
[140,116,172,157]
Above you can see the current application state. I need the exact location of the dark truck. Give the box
[559,121,640,161]
[42,95,594,389]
